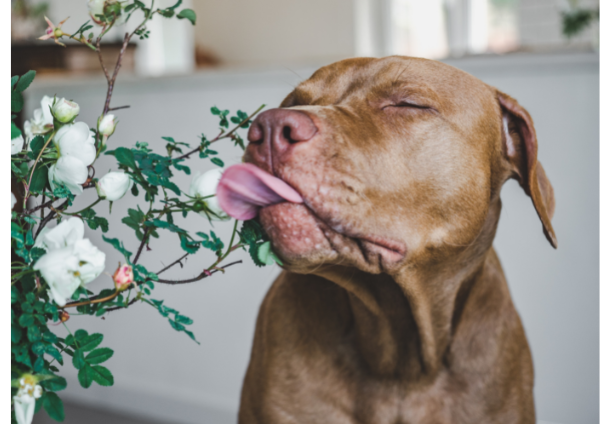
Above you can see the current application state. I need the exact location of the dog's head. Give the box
[218,57,556,275]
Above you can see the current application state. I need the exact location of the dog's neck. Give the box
[312,199,503,379]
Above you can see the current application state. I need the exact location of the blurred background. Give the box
[11,0,598,423]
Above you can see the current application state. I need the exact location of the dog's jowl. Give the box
[218,56,556,424]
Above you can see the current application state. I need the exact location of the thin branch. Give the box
[108,105,130,112]
[23,132,55,207]
[60,290,118,309]
[156,260,242,285]
[174,104,266,160]
[35,200,69,238]
[157,253,190,275]
[21,198,54,215]
[105,298,139,312]
[101,2,156,115]
[96,32,111,82]
[133,227,151,264]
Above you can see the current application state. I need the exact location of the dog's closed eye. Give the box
[382,102,434,111]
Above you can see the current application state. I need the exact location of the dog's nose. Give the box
[248,109,317,156]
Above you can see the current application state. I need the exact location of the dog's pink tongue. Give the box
[217,163,303,220]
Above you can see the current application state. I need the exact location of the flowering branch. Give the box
[175,104,266,160]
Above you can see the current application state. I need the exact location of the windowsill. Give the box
[25,49,598,92]
[441,48,598,76]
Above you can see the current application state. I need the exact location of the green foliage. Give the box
[210,106,230,128]
[11,71,36,113]
[562,8,599,38]
[176,8,196,25]
[148,299,199,343]
[80,209,109,233]
[238,219,283,267]
[42,392,65,421]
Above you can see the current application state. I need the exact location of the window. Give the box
[355,0,598,59]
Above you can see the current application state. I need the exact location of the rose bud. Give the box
[59,310,70,323]
[113,263,134,291]
[52,98,80,124]
[96,172,133,201]
[98,114,117,138]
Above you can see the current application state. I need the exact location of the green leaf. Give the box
[175,314,193,325]
[11,324,22,343]
[31,247,46,262]
[11,91,24,113]
[72,350,86,370]
[210,157,224,167]
[86,347,114,364]
[91,365,114,386]
[74,329,89,340]
[176,8,196,24]
[31,341,46,356]
[41,375,67,392]
[46,345,63,364]
[27,325,42,342]
[78,333,103,352]
[18,313,34,327]
[102,236,132,262]
[30,135,46,157]
[42,392,65,421]
[78,364,94,388]
[166,0,183,10]
[15,70,36,92]
[110,147,137,169]
[34,355,45,373]
[11,121,22,140]
[29,165,49,193]
[11,75,18,89]
[257,242,274,265]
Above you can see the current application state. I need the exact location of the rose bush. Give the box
[11,2,276,423]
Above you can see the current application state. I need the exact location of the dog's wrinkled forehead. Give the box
[282,57,494,118]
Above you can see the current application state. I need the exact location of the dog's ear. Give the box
[497,90,557,248]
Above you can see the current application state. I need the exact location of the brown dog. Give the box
[224,56,557,423]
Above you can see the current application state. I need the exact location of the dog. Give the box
[217,56,556,424]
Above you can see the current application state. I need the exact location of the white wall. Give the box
[25,52,598,424]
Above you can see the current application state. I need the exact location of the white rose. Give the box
[72,238,106,283]
[33,218,105,306]
[190,169,229,220]
[51,98,80,124]
[98,114,117,137]
[11,193,17,210]
[54,122,96,165]
[96,172,132,201]
[11,134,24,155]
[23,96,54,142]
[33,247,82,307]
[49,122,96,195]
[48,157,89,195]
[34,217,85,251]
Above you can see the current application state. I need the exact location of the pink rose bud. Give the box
[113,263,134,291]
